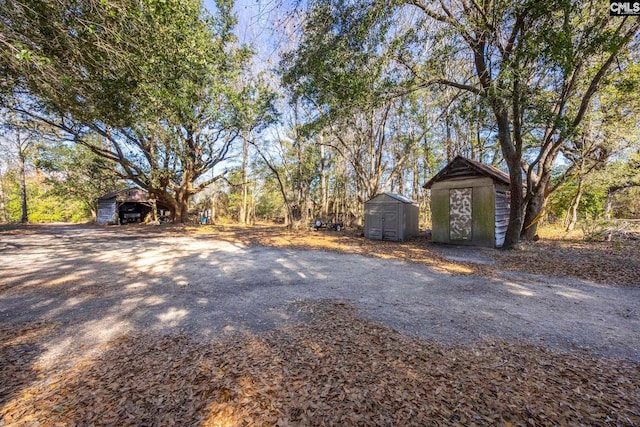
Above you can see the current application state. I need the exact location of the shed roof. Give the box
[98,188,150,203]
[423,156,510,189]
[367,192,417,204]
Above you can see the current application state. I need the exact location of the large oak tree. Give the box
[1,0,268,222]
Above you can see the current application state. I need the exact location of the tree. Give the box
[281,2,430,224]
[1,0,267,222]
[0,150,10,222]
[403,0,639,245]
[285,0,639,247]
[602,151,640,219]
[249,107,322,228]
[0,108,45,223]
[36,140,126,219]
[547,55,640,229]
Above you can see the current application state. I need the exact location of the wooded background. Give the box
[1,0,638,247]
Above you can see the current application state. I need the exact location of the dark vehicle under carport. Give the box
[96,188,172,225]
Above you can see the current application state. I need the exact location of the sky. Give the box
[199,0,303,176]
[204,0,300,69]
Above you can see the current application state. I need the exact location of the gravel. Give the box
[1,224,639,366]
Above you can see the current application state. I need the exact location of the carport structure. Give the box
[96,188,172,225]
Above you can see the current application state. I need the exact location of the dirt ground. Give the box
[1,224,639,425]
[196,223,640,287]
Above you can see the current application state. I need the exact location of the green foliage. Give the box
[255,189,284,219]
[35,140,126,215]
[613,187,640,219]
[1,0,273,222]
[579,187,608,219]
[224,168,244,220]
[281,0,399,126]
[550,178,607,221]
[285,0,638,243]
[548,149,640,224]
[2,170,90,223]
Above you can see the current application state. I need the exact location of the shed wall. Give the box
[494,185,510,247]
[364,193,419,241]
[472,184,496,248]
[430,188,450,244]
[430,177,496,247]
[403,203,420,239]
[97,200,117,225]
[364,207,383,239]
[364,200,400,241]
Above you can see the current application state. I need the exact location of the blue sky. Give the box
[204,0,297,68]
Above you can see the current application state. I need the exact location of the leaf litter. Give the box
[191,224,640,287]
[1,301,638,426]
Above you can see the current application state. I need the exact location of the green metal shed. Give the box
[423,156,511,248]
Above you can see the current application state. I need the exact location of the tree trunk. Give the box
[604,192,614,220]
[504,166,525,247]
[494,109,523,249]
[89,199,99,221]
[445,113,453,162]
[320,142,328,219]
[211,190,217,223]
[166,189,190,224]
[174,201,189,223]
[240,134,248,224]
[521,190,544,240]
[149,199,158,223]
[564,176,584,231]
[249,183,256,225]
[521,172,552,240]
[396,161,405,194]
[18,149,28,224]
[412,158,419,201]
[0,174,7,223]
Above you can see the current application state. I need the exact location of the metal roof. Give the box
[368,192,418,204]
[97,188,150,202]
[423,156,510,189]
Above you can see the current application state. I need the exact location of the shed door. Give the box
[449,188,472,241]
[97,201,117,224]
[366,207,383,239]
[382,204,399,240]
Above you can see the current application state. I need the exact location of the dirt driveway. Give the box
[1,224,638,364]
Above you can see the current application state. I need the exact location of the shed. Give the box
[364,192,420,241]
[423,156,511,248]
[96,188,172,225]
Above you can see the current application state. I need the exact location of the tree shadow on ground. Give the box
[200,223,640,286]
[1,302,638,426]
[0,224,340,421]
[1,224,639,425]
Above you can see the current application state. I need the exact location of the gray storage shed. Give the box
[423,156,511,248]
[364,192,419,241]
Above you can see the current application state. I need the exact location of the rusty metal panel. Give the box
[495,188,511,247]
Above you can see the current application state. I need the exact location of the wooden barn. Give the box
[96,188,172,225]
[364,192,420,241]
[423,156,511,248]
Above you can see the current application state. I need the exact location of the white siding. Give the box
[97,200,117,225]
